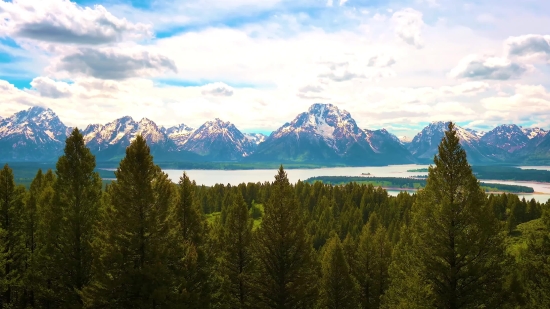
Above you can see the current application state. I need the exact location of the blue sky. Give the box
[0,0,550,138]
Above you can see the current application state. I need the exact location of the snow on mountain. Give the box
[465,128,485,138]
[408,121,503,164]
[165,123,194,146]
[251,103,410,164]
[481,124,530,153]
[244,133,267,145]
[269,103,369,154]
[364,128,414,163]
[82,116,175,160]
[179,118,256,160]
[521,127,548,140]
[365,128,402,149]
[0,106,68,161]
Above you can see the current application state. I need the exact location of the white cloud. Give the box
[367,54,396,67]
[479,84,550,126]
[339,0,348,6]
[47,46,178,80]
[326,0,333,7]
[0,0,152,44]
[449,54,528,80]
[201,82,234,97]
[0,0,549,138]
[506,34,550,62]
[391,8,425,48]
[29,77,72,98]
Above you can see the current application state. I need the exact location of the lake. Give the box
[159,164,550,203]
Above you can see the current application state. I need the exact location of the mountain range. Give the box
[1,104,549,166]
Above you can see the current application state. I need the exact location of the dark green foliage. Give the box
[0,164,26,307]
[318,235,360,309]
[3,124,550,308]
[216,191,255,308]
[472,165,550,182]
[170,172,210,307]
[82,135,176,308]
[383,122,506,309]
[354,213,392,309]
[305,176,535,193]
[252,166,318,309]
[52,128,103,307]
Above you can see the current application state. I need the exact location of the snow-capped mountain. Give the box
[250,103,401,164]
[179,118,256,160]
[164,124,194,147]
[0,106,68,161]
[480,124,530,153]
[364,129,414,163]
[465,128,486,138]
[3,105,550,165]
[408,121,504,164]
[244,133,267,145]
[82,116,177,161]
[521,127,548,143]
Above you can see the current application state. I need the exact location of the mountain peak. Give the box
[0,105,68,161]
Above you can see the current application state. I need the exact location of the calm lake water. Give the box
[158,164,550,204]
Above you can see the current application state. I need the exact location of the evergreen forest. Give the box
[0,122,549,309]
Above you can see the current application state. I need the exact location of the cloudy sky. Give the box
[0,0,549,138]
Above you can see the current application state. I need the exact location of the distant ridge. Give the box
[0,105,549,165]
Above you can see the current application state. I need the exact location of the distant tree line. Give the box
[305,176,536,193]
[0,123,549,308]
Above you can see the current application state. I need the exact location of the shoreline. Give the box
[379,187,535,195]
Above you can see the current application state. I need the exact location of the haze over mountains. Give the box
[1,103,549,166]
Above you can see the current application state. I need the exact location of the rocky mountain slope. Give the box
[407,121,505,164]
[1,105,550,165]
[0,106,69,161]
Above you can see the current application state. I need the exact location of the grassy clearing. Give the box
[505,218,547,257]
[205,203,264,230]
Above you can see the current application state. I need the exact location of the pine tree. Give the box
[317,235,360,309]
[34,169,61,308]
[381,226,432,309]
[354,213,392,309]
[82,135,176,308]
[217,191,254,308]
[170,172,210,307]
[382,122,505,309]
[21,169,45,307]
[252,166,318,309]
[0,164,26,308]
[519,206,550,308]
[50,128,103,307]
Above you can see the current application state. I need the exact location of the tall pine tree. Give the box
[382,122,505,309]
[34,169,61,308]
[82,135,176,308]
[0,164,26,308]
[170,172,210,307]
[53,128,103,307]
[354,213,392,309]
[216,191,254,309]
[252,166,318,309]
[317,234,360,309]
[21,169,45,307]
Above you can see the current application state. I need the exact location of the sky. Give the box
[0,0,550,138]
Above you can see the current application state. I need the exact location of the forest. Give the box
[0,122,549,309]
[304,176,536,193]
